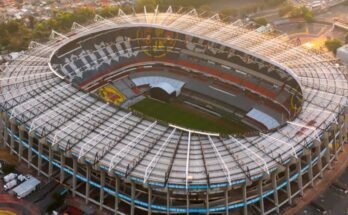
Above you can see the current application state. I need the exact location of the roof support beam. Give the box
[109,121,157,172]
[185,131,192,189]
[144,128,176,183]
[78,112,131,159]
[208,136,231,185]
[230,136,270,175]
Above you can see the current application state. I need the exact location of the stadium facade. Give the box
[1,7,348,215]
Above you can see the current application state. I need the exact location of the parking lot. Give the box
[298,167,348,215]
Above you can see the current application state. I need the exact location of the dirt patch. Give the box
[0,149,18,166]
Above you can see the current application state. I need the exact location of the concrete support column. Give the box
[338,116,345,152]
[131,182,135,215]
[306,149,313,187]
[285,165,292,205]
[3,114,9,147]
[37,140,43,176]
[99,171,105,210]
[243,183,248,215]
[48,144,53,179]
[166,190,171,215]
[323,132,331,168]
[258,180,264,215]
[60,153,65,183]
[296,158,304,195]
[148,187,152,215]
[271,173,279,214]
[72,158,77,197]
[315,141,323,178]
[28,134,33,168]
[18,126,25,161]
[344,107,348,139]
[85,165,91,204]
[186,191,189,215]
[3,124,9,147]
[10,120,16,155]
[206,190,209,215]
[332,125,338,160]
[225,189,229,215]
[114,177,120,215]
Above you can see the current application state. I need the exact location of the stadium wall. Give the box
[0,108,347,215]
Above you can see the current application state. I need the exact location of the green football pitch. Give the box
[130,98,252,134]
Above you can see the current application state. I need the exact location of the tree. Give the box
[325,38,342,54]
[135,0,157,12]
[278,3,295,17]
[254,17,268,26]
[219,8,238,20]
[97,6,119,18]
[300,6,314,22]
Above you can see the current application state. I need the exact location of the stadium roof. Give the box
[1,7,347,188]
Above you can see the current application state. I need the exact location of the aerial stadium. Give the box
[0,6,348,215]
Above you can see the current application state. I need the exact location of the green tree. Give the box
[278,3,295,17]
[135,0,157,12]
[219,8,238,19]
[0,20,32,51]
[254,17,268,26]
[300,6,314,22]
[97,6,119,18]
[325,38,342,54]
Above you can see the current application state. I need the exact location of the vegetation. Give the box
[278,3,314,22]
[0,0,287,52]
[131,98,252,134]
[325,38,342,54]
[345,34,348,44]
[219,0,286,18]
[254,17,268,26]
[136,0,211,10]
[0,20,32,51]
[0,7,96,52]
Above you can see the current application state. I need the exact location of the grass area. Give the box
[131,98,252,134]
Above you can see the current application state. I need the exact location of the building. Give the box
[0,7,347,215]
